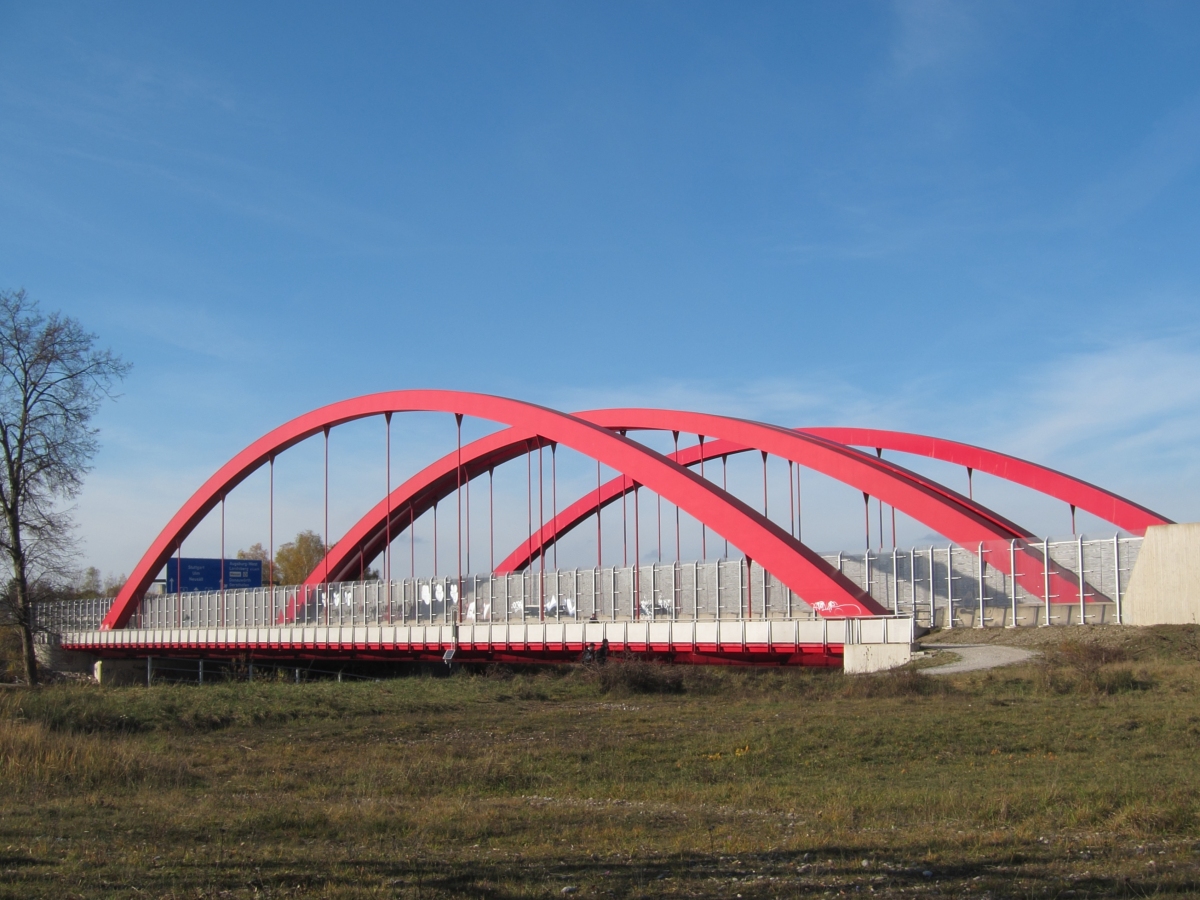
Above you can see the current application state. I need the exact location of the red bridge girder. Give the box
[309,409,1088,607]
[105,391,884,630]
[799,428,1171,536]
[109,394,1166,633]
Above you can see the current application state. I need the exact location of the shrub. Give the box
[1036,641,1151,695]
[1050,640,1128,673]
[594,657,685,695]
[841,665,955,698]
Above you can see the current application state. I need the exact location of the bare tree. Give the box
[0,290,129,684]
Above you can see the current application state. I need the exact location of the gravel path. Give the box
[922,643,1039,675]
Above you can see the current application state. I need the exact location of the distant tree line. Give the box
[70,566,127,599]
[237,529,378,586]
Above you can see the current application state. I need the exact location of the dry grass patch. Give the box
[1,640,1199,897]
[0,719,190,788]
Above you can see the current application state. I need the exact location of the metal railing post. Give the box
[977,542,986,628]
[1042,538,1051,626]
[1077,534,1086,624]
[1113,534,1123,625]
[736,561,744,620]
[891,547,899,613]
[1009,539,1018,627]
[908,547,917,618]
[927,546,935,627]
[945,545,955,629]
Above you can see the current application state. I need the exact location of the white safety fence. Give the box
[827,534,1142,626]
[34,534,1140,636]
[38,558,823,634]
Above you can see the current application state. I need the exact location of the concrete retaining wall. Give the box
[34,635,95,675]
[844,642,912,674]
[1124,523,1200,625]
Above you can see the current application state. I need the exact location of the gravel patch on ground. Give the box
[919,643,1038,675]
[919,623,1200,660]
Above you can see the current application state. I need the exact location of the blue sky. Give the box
[3,1,1200,577]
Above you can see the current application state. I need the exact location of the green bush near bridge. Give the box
[1,626,1199,898]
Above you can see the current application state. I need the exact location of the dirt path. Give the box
[921,643,1039,675]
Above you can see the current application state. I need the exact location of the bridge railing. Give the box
[36,558,805,635]
[33,534,1140,636]
[828,534,1142,626]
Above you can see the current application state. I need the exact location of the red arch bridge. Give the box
[40,391,1167,669]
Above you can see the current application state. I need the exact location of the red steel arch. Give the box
[106,391,885,630]
[516,410,1083,603]
[500,434,1036,572]
[800,428,1171,536]
[502,425,1169,576]
[311,409,1084,606]
[307,424,533,586]
[310,424,1016,586]
[496,437,1096,610]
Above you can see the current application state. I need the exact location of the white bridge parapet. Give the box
[40,559,831,634]
[33,536,1141,639]
[55,615,915,662]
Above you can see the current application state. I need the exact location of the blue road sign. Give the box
[165,558,263,593]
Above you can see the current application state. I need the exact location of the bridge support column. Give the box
[843,643,912,674]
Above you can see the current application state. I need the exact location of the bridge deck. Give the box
[59,616,915,666]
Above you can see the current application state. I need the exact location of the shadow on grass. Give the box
[44,846,1198,899]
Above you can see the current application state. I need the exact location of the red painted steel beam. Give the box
[302,425,881,616]
[312,408,1085,607]
[497,435,1032,571]
[319,422,1029,584]
[311,426,536,586]
[72,644,844,667]
[106,392,884,630]
[802,428,1171,536]
[564,410,1084,604]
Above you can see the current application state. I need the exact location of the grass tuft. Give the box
[592,656,686,695]
[0,719,191,788]
[841,664,956,698]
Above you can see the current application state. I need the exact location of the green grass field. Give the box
[2,625,1200,898]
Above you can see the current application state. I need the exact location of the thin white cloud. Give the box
[980,334,1200,476]
[547,376,899,428]
[890,0,978,77]
[545,328,1200,527]
[1069,92,1200,231]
